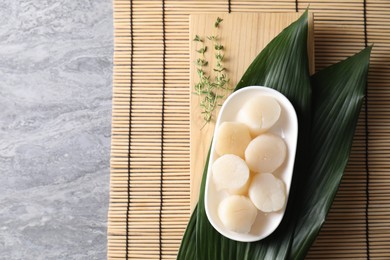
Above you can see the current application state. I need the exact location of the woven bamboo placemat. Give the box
[109,1,390,259]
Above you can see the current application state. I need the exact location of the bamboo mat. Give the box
[109,1,390,259]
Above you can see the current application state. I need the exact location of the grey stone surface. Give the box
[0,1,113,259]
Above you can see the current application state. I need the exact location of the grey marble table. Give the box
[0,1,113,259]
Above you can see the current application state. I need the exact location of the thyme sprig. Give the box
[214,17,223,28]
[193,17,231,127]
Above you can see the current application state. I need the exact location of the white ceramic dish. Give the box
[205,86,298,242]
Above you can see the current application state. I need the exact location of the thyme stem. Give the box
[193,17,231,126]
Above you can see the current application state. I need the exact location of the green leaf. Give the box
[179,11,312,260]
[177,205,197,259]
[193,11,313,260]
[178,10,372,259]
[290,46,372,259]
[193,35,203,42]
[215,17,223,28]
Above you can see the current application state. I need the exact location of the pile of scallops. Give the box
[212,95,287,234]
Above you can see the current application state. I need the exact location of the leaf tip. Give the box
[299,7,309,23]
[357,45,373,63]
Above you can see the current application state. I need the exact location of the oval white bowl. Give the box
[205,86,298,242]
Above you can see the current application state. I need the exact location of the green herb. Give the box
[214,17,223,28]
[196,58,208,67]
[196,46,207,54]
[193,17,231,127]
[193,35,203,42]
[214,44,224,50]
